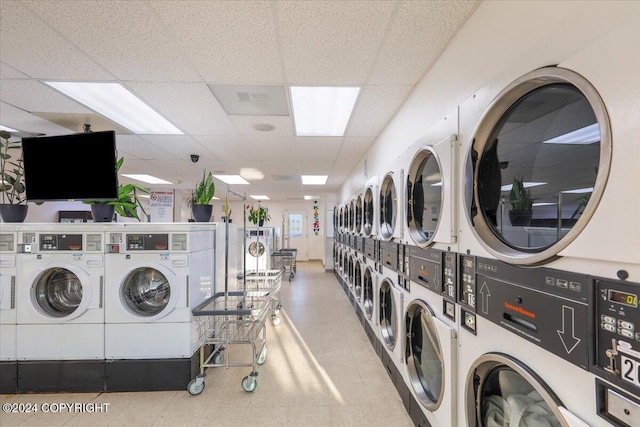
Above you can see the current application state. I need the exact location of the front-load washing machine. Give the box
[405,246,457,427]
[0,224,19,393]
[355,193,364,235]
[352,255,364,316]
[378,240,406,384]
[405,109,459,253]
[458,255,600,426]
[103,223,215,391]
[379,170,404,242]
[245,226,276,272]
[362,182,378,238]
[16,224,106,392]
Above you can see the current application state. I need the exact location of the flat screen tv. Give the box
[22,130,119,201]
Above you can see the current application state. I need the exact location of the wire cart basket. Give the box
[244,269,283,325]
[271,248,297,281]
[187,291,270,395]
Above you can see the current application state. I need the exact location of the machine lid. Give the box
[379,278,397,349]
[33,267,83,318]
[379,173,397,241]
[363,266,374,319]
[467,67,611,265]
[466,353,570,427]
[405,300,444,410]
[121,267,171,317]
[363,187,375,236]
[407,146,443,247]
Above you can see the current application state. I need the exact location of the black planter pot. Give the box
[192,204,213,222]
[0,204,28,223]
[509,209,532,226]
[91,204,116,222]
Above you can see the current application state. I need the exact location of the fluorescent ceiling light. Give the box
[291,86,360,136]
[301,175,328,185]
[562,187,594,194]
[0,125,18,132]
[44,81,182,135]
[543,123,600,144]
[532,202,556,207]
[304,195,317,200]
[138,194,150,199]
[121,174,172,185]
[214,175,250,185]
[501,182,547,191]
[430,181,443,187]
[250,195,270,200]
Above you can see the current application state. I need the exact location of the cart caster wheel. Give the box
[271,315,281,326]
[289,273,295,281]
[213,352,223,365]
[187,377,205,395]
[257,347,267,365]
[242,375,257,392]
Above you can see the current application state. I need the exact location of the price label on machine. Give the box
[621,355,640,388]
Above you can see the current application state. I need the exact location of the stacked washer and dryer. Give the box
[0,224,19,394]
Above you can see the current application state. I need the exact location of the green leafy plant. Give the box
[247,204,270,225]
[84,157,150,221]
[509,176,533,210]
[0,130,26,205]
[193,170,215,205]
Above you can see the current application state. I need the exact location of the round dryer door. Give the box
[363,187,374,236]
[33,267,85,319]
[379,278,398,349]
[466,353,570,426]
[407,146,443,246]
[248,241,265,257]
[348,200,355,232]
[347,255,354,288]
[468,67,611,265]
[355,194,363,235]
[121,267,171,317]
[405,300,444,410]
[354,261,362,302]
[379,174,397,240]
[363,266,374,319]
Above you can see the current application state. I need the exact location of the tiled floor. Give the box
[0,261,413,426]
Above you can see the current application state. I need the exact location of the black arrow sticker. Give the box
[480,281,491,314]
[557,305,581,354]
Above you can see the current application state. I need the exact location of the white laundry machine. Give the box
[362,183,378,238]
[457,255,603,426]
[348,198,355,234]
[16,224,106,392]
[352,256,364,317]
[0,224,19,394]
[354,193,364,236]
[405,109,459,253]
[378,170,404,242]
[405,245,458,427]
[244,226,276,272]
[103,223,215,391]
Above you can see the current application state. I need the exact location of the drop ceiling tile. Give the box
[295,136,342,161]
[0,62,29,79]
[261,161,299,175]
[115,134,174,161]
[245,136,295,159]
[298,161,334,176]
[346,85,413,137]
[229,116,294,137]
[0,80,93,114]
[0,1,114,80]
[139,135,216,161]
[368,1,480,85]
[23,0,200,82]
[152,1,282,84]
[277,1,396,84]
[0,102,74,136]
[195,135,259,162]
[127,82,239,136]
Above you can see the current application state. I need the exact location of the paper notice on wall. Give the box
[149,191,174,222]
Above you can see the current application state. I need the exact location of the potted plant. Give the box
[0,130,28,222]
[190,170,215,222]
[508,176,533,226]
[247,204,270,226]
[84,157,150,222]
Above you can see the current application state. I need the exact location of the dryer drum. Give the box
[35,268,82,317]
[379,279,397,348]
[469,67,611,265]
[379,174,397,240]
[362,187,374,236]
[363,267,374,319]
[407,146,443,246]
[123,267,170,316]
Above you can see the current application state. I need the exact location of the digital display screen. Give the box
[608,289,638,308]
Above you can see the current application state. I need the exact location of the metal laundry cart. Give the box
[271,248,297,281]
[188,290,269,395]
[244,269,283,325]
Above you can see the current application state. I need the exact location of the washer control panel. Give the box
[126,233,170,251]
[442,251,457,302]
[459,254,476,310]
[595,278,640,397]
[39,234,83,251]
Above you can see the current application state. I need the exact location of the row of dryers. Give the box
[0,222,232,394]
[334,235,640,427]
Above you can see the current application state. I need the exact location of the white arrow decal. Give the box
[557,305,581,354]
[479,281,491,314]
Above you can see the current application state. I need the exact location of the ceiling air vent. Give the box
[208,84,289,116]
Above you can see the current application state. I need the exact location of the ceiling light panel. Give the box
[213,175,250,185]
[291,86,361,136]
[44,82,182,134]
[121,174,172,185]
[301,175,328,185]
[543,123,600,144]
[250,195,270,200]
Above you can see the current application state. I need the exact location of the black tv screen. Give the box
[22,130,119,201]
